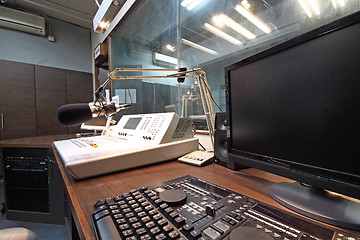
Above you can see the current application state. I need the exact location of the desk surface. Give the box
[53,146,295,240]
[0,134,76,148]
[2,135,358,239]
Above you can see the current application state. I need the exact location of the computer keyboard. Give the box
[92,176,360,240]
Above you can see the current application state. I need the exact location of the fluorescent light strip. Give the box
[297,0,313,18]
[181,0,193,7]
[235,4,271,34]
[187,0,203,10]
[166,44,176,52]
[218,14,256,39]
[181,38,218,55]
[331,0,337,9]
[331,0,345,9]
[181,0,202,10]
[338,0,345,7]
[204,23,242,45]
[155,52,178,65]
[307,0,320,15]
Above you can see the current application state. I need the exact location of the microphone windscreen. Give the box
[57,103,92,126]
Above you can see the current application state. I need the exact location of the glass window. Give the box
[110,0,359,129]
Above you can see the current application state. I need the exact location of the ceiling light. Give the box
[154,52,178,65]
[307,0,320,16]
[214,14,256,40]
[204,23,242,45]
[99,21,110,29]
[297,0,313,18]
[331,0,337,8]
[235,4,271,34]
[241,0,251,9]
[213,15,225,26]
[331,0,345,9]
[93,0,122,33]
[338,0,345,7]
[181,0,203,11]
[166,44,176,52]
[181,0,193,7]
[181,38,218,55]
[297,0,321,18]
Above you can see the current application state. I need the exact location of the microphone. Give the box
[57,102,131,126]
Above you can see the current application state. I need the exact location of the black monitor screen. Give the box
[226,12,360,200]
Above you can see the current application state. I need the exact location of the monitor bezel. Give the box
[225,12,360,199]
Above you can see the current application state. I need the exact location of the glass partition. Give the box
[110,0,359,129]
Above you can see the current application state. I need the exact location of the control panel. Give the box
[92,176,360,240]
[53,113,198,179]
[111,112,180,145]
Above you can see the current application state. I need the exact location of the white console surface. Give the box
[54,112,198,179]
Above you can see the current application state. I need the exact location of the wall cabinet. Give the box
[0,61,37,140]
[0,60,93,140]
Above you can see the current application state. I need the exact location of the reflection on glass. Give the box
[213,14,256,40]
[110,0,360,129]
[203,23,243,45]
[234,3,272,33]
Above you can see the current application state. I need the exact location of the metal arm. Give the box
[107,67,215,147]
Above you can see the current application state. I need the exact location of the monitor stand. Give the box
[269,182,360,231]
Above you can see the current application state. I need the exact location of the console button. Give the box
[203,227,221,240]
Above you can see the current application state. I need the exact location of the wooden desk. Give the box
[2,135,359,238]
[53,147,297,240]
[0,134,76,148]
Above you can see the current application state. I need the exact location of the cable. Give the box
[199,142,206,151]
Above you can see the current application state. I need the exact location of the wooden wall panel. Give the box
[1,60,94,139]
[66,70,93,104]
[0,60,36,140]
[35,65,67,136]
[66,70,93,134]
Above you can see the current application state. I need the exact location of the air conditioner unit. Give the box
[0,6,46,36]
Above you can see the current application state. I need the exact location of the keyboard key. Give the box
[203,227,221,240]
[94,209,109,221]
[122,229,134,237]
[168,230,180,239]
[155,233,167,240]
[94,199,105,209]
[93,205,107,215]
[174,216,186,228]
[189,230,202,240]
[150,227,161,235]
[119,223,130,230]
[181,223,194,236]
[132,222,142,229]
[141,216,151,223]
[136,228,147,236]
[140,234,152,240]
[163,224,173,233]
[153,213,163,221]
[145,221,156,228]
[95,215,122,240]
[158,218,168,226]
[105,197,116,206]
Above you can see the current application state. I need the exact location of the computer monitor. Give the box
[225,12,360,230]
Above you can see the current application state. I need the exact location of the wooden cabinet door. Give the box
[66,70,93,134]
[35,65,67,136]
[0,60,36,140]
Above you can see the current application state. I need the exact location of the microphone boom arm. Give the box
[107,68,215,147]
